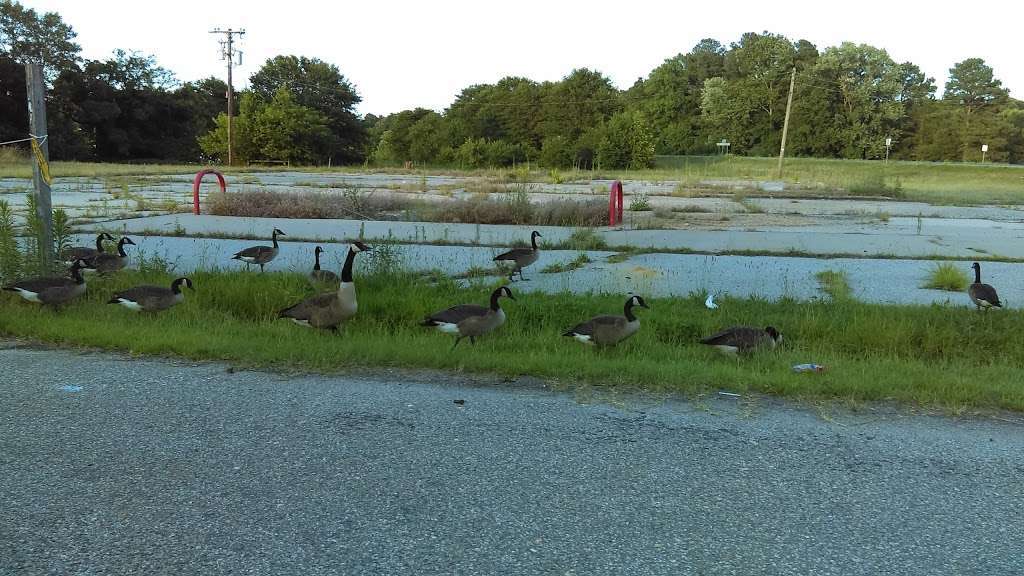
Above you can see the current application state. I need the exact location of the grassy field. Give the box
[2,155,1023,205]
[2,268,1023,413]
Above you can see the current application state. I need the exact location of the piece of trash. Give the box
[705,294,719,310]
[792,363,827,373]
[60,385,82,392]
[453,399,466,405]
[717,391,741,398]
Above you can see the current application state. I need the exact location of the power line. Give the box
[209,27,245,166]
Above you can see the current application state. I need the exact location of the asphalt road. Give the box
[2,345,1023,575]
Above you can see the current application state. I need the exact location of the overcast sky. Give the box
[25,0,1023,116]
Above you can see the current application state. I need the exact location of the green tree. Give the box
[596,111,655,169]
[0,0,80,78]
[540,68,621,141]
[252,88,332,164]
[249,55,366,163]
[944,58,1010,161]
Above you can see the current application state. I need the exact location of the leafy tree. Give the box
[596,111,655,169]
[0,0,79,78]
[199,91,260,164]
[540,68,621,141]
[944,58,1008,116]
[252,88,332,164]
[802,43,905,159]
[0,54,26,144]
[249,55,366,163]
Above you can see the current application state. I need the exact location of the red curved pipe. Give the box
[193,169,226,215]
[609,180,624,226]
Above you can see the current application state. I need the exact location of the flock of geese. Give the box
[1,227,1006,354]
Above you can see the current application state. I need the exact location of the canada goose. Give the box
[108,277,194,312]
[493,230,542,281]
[83,236,135,274]
[309,246,339,283]
[421,285,515,349]
[2,259,89,306]
[62,232,115,264]
[278,241,371,330]
[232,228,285,272]
[968,262,1002,311]
[563,295,649,346]
[701,326,782,355]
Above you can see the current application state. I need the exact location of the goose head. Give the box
[120,236,136,246]
[765,326,782,344]
[629,295,649,309]
[315,246,325,256]
[350,241,372,252]
[496,285,515,301]
[272,228,286,237]
[174,277,195,291]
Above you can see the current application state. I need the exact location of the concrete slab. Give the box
[66,233,1020,308]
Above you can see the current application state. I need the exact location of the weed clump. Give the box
[922,262,970,292]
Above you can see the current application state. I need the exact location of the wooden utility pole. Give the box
[25,63,53,270]
[210,28,245,166]
[776,67,797,180]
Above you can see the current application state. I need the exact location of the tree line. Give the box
[2,1,1022,168]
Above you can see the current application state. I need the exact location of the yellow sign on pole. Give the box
[30,137,52,185]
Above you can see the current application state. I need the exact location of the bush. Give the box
[540,136,574,169]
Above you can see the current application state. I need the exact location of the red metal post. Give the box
[609,180,624,226]
[193,169,226,214]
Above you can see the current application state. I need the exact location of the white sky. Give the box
[24,0,1024,117]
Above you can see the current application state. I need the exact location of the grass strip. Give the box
[2,269,1022,413]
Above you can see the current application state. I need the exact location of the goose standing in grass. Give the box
[279,241,371,330]
[108,277,194,312]
[493,230,541,281]
[2,259,89,306]
[563,295,649,347]
[62,232,115,265]
[421,285,515,349]
[968,262,1002,311]
[232,228,285,272]
[309,246,339,284]
[701,326,782,356]
[83,236,135,274]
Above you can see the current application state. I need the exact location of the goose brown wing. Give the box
[111,285,171,305]
[62,247,98,261]
[970,283,1001,306]
[424,304,488,325]
[493,248,532,262]
[234,245,271,259]
[701,326,764,347]
[565,315,623,336]
[279,292,336,320]
[5,276,76,292]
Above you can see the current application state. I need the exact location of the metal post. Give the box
[25,63,53,271]
[776,67,797,180]
[211,28,245,166]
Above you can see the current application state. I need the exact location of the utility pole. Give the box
[25,63,53,270]
[776,67,797,180]
[210,28,245,166]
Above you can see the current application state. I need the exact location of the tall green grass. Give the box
[922,263,971,292]
[1,269,1023,412]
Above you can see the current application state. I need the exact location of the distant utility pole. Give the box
[210,27,245,166]
[776,67,797,180]
[25,63,53,270]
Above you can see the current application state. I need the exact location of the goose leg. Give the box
[451,337,463,350]
[470,336,476,345]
